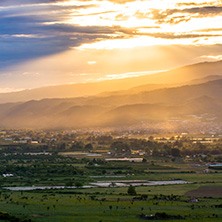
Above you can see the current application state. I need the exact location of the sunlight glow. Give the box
[104,70,168,80]
[87,61,97,65]
[79,34,221,50]
[60,0,222,49]
[200,55,222,60]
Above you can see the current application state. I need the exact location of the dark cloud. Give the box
[184,6,222,15]
[107,0,136,3]
[134,32,222,39]
[74,10,116,17]
[0,0,63,6]
[151,6,222,24]
[0,1,136,68]
[134,9,191,24]
[0,0,140,6]
[78,0,137,4]
[41,23,134,34]
[0,4,94,20]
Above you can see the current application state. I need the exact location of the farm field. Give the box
[1,158,222,221]
[0,134,222,221]
[0,184,222,222]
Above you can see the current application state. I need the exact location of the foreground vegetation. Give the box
[0,184,222,222]
[0,130,222,221]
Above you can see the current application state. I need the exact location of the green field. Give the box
[1,177,222,222]
[0,151,222,221]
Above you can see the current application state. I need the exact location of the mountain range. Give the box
[0,60,222,129]
[0,60,222,104]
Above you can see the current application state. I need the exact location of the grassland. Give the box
[0,184,222,222]
[0,152,222,221]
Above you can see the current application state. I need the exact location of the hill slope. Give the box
[0,60,222,104]
[0,79,221,129]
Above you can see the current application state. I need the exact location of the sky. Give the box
[0,0,222,91]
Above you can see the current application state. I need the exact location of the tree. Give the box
[59,143,66,150]
[127,185,136,195]
[171,148,181,157]
[65,180,73,187]
[148,136,154,141]
[71,141,84,150]
[75,181,83,188]
[152,148,160,157]
[110,141,130,154]
[85,143,93,150]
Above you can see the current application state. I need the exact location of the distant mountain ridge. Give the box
[0,60,221,104]
[0,78,221,129]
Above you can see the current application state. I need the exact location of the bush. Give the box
[127,185,136,195]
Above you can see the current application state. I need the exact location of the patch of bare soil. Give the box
[185,186,222,197]
[31,214,50,218]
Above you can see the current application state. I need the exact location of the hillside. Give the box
[0,79,221,129]
[0,60,222,104]
[72,79,222,107]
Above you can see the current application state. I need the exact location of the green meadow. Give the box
[1,180,222,222]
